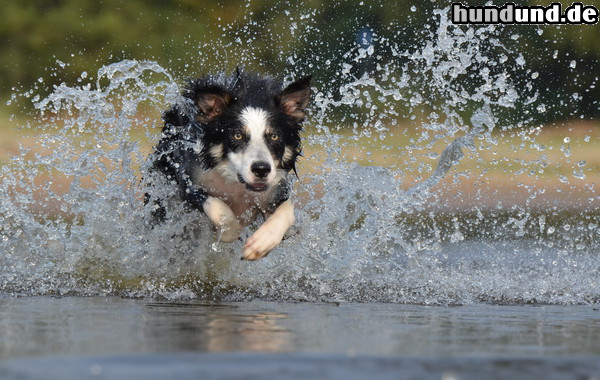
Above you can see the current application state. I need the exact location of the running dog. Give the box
[146,70,311,260]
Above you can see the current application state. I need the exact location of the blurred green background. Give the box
[1,0,598,125]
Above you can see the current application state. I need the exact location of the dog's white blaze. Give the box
[241,107,270,140]
[228,107,277,186]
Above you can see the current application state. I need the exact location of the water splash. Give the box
[0,8,598,305]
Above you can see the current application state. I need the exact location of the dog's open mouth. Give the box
[237,174,268,192]
[247,182,268,192]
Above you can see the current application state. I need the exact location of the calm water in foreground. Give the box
[0,296,599,379]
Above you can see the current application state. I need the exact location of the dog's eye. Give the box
[270,133,280,141]
[233,132,243,140]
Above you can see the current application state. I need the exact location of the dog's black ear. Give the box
[279,76,312,122]
[194,87,232,123]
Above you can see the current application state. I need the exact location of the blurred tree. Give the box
[0,0,598,124]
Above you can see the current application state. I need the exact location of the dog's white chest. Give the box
[194,169,271,224]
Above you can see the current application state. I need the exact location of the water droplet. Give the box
[569,60,576,69]
[573,169,585,180]
[411,5,417,12]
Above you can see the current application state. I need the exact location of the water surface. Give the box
[1,296,600,379]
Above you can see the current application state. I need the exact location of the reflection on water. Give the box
[143,303,292,353]
[1,297,600,360]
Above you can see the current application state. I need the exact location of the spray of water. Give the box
[1,8,598,304]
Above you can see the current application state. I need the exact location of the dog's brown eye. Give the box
[270,133,279,141]
[233,132,243,140]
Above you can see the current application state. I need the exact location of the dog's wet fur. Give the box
[146,70,311,260]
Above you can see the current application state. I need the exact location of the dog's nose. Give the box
[251,161,271,178]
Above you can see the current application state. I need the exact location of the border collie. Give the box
[146,70,311,260]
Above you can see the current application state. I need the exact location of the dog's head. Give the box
[166,72,311,193]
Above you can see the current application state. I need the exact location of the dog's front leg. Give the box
[242,199,295,261]
[203,196,242,243]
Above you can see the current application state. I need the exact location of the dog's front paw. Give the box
[242,227,284,261]
[218,222,242,243]
[214,212,242,243]
[203,197,242,243]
